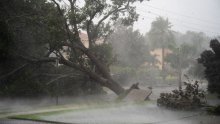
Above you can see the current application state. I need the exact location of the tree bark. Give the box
[178,48,182,90]
[59,56,125,95]
[162,45,165,82]
[50,0,130,96]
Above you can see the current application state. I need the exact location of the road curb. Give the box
[8,117,75,124]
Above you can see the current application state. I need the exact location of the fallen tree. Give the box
[16,0,149,95]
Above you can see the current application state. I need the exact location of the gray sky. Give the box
[134,0,220,37]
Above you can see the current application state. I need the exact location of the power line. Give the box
[136,20,219,36]
[143,4,220,26]
[136,16,219,36]
[136,9,220,36]
[147,10,219,34]
[137,8,220,32]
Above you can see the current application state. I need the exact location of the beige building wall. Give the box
[150,48,172,70]
[80,32,104,48]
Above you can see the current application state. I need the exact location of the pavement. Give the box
[0,84,219,124]
[0,119,53,124]
[39,102,220,124]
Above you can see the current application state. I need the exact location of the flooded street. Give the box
[0,85,219,124]
[40,102,220,124]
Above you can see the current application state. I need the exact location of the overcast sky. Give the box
[133,0,220,37]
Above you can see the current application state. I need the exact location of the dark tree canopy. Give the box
[0,0,62,97]
[0,0,148,96]
[198,39,220,95]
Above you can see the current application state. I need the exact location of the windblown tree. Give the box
[147,16,175,81]
[0,0,149,96]
[165,31,209,79]
[179,31,208,54]
[0,0,66,96]
[165,43,198,71]
[198,39,220,96]
[108,25,154,68]
[48,0,150,95]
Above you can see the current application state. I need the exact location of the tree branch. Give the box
[46,75,70,85]
[0,64,28,80]
[95,0,131,31]
[59,55,109,86]
[19,54,57,63]
[51,0,73,43]
[86,2,105,47]
[61,42,111,78]
[38,73,81,77]
[67,0,81,42]
[50,1,111,77]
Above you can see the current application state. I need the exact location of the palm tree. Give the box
[147,17,175,82]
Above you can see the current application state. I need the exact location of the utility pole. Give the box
[161,34,166,83]
[178,48,182,90]
[55,58,59,105]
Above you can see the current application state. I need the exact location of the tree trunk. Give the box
[60,56,125,95]
[106,79,125,95]
[178,48,182,90]
[51,0,126,96]
[85,70,125,95]
[86,67,125,95]
[162,46,165,82]
[85,52,125,95]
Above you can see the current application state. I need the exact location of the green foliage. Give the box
[0,0,148,96]
[0,0,84,97]
[135,66,160,84]
[165,43,197,69]
[0,64,50,97]
[0,0,55,97]
[198,39,220,96]
[77,0,144,42]
[179,31,208,53]
[157,77,206,110]
[147,16,176,80]
[110,65,136,85]
[147,16,176,49]
[91,43,114,67]
[207,105,220,115]
[108,26,154,68]
[0,21,13,61]
[164,31,208,78]
[187,62,205,79]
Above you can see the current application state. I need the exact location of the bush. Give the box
[207,105,220,115]
[157,77,206,110]
[198,39,220,96]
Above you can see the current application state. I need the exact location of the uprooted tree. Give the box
[2,0,148,95]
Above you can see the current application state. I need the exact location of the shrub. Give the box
[157,76,206,110]
[198,39,220,96]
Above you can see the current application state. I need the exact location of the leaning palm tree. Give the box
[147,16,175,82]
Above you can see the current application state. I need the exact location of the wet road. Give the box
[41,103,220,124]
[0,119,53,124]
[0,84,219,124]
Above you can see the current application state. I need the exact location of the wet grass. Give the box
[7,109,73,124]
[8,100,155,122]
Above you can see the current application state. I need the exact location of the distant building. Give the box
[150,48,172,70]
[80,32,89,48]
[80,32,103,48]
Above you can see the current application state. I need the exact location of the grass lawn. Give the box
[8,100,155,122]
